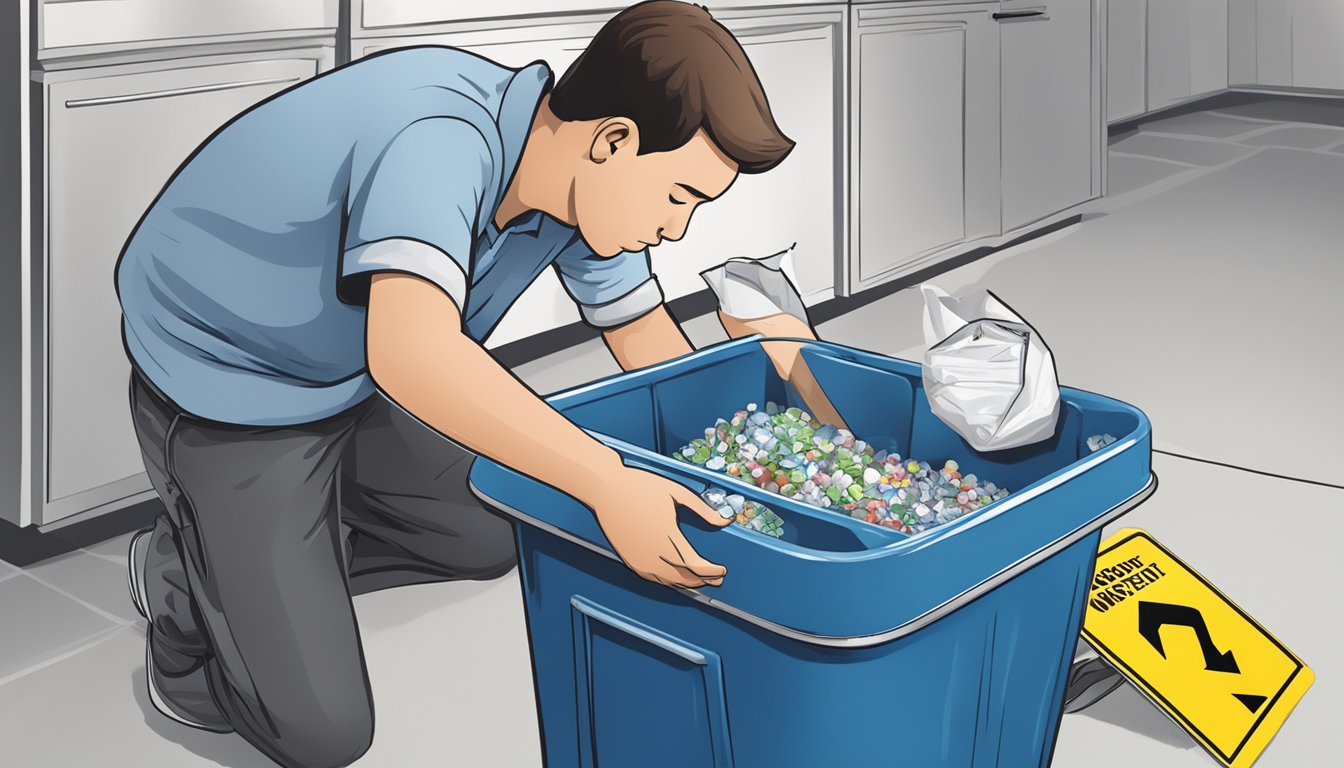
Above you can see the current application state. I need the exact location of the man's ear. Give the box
[589,118,639,163]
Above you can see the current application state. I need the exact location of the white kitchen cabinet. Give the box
[1290,0,1344,90]
[1108,0,1148,122]
[849,2,1000,290]
[1229,0,1258,85]
[1254,0,1294,86]
[37,0,337,61]
[351,0,843,33]
[1147,0,1229,111]
[1237,0,1344,90]
[18,48,334,527]
[354,6,847,347]
[1190,0,1230,94]
[1000,0,1098,231]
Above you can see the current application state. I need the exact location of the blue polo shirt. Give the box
[116,46,663,426]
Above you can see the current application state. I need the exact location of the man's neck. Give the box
[494,94,576,231]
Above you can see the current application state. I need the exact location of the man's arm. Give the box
[603,301,848,427]
[365,273,730,588]
[602,305,693,371]
[718,311,847,428]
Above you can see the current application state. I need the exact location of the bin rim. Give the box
[470,471,1155,648]
[598,430,1149,562]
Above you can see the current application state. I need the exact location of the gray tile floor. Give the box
[1,95,1340,766]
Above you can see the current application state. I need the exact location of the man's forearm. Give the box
[718,311,847,428]
[603,305,694,371]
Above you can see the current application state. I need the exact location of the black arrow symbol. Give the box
[1233,693,1267,714]
[1137,601,1240,673]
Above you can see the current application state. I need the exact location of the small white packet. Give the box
[699,243,809,323]
[921,284,1061,452]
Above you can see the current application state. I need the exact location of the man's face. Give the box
[573,125,739,257]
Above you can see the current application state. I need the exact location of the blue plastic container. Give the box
[469,337,1156,768]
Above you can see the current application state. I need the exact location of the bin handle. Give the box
[469,471,1158,648]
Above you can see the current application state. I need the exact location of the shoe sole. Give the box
[128,530,150,621]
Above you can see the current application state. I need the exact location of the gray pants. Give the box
[128,370,517,768]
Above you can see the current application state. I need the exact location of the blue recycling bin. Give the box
[469,337,1156,768]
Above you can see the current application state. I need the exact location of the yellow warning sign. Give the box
[1082,529,1313,767]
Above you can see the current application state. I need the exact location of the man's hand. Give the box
[586,467,731,588]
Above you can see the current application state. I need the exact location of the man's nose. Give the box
[659,220,688,243]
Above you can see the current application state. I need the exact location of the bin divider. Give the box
[589,431,911,548]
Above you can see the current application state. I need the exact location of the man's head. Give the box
[549,1,794,256]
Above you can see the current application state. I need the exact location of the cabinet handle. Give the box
[64,75,302,109]
[992,10,1047,21]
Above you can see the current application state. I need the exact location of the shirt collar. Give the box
[492,62,553,239]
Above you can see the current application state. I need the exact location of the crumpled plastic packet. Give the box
[921,284,1061,452]
[699,243,809,323]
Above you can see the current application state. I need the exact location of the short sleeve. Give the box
[554,246,664,328]
[340,117,492,309]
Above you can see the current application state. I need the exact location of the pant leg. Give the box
[128,373,209,659]
[340,391,517,597]
[130,372,375,768]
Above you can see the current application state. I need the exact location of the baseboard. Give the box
[1108,88,1344,136]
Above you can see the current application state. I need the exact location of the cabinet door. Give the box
[851,3,999,290]
[1229,0,1258,85]
[44,55,323,521]
[1147,0,1194,109]
[39,0,336,58]
[1291,0,1344,90]
[1255,0,1293,86]
[1108,0,1148,122]
[1001,1,1096,231]
[1190,0,1229,96]
[1148,0,1228,108]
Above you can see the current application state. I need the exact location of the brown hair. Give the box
[549,1,794,174]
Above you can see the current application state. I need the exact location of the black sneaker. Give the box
[1063,655,1125,713]
[128,528,232,733]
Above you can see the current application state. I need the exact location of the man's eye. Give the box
[668,195,686,206]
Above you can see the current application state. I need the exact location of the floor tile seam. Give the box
[1192,110,1290,127]
[0,624,132,690]
[1241,142,1344,154]
[79,549,129,566]
[1137,122,1344,148]
[1105,150,1203,168]
[1189,120,1343,142]
[1151,449,1344,491]
[1098,157,1223,204]
[1131,129,1266,145]
[1203,110,1344,131]
[1119,141,1278,179]
[21,570,139,628]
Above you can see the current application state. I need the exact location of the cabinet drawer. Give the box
[352,0,837,33]
[39,0,336,58]
[41,54,325,518]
